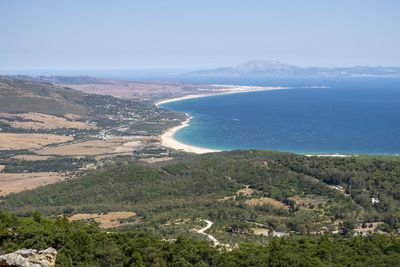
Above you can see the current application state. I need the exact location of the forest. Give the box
[1,211,400,266]
[1,150,400,246]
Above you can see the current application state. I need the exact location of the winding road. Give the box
[197,220,219,247]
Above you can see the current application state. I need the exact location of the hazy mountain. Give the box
[187,60,400,77]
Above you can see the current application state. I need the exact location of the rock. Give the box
[0,248,56,267]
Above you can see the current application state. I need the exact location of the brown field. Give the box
[1,112,96,130]
[64,80,190,99]
[36,140,123,156]
[64,113,82,120]
[252,228,269,236]
[140,157,174,163]
[113,141,142,153]
[0,133,73,150]
[12,154,51,161]
[0,172,68,196]
[236,185,254,197]
[62,79,226,100]
[69,212,137,228]
[219,185,254,201]
[0,165,4,172]
[36,137,146,156]
[245,197,289,209]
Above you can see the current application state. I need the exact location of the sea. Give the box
[158,77,400,155]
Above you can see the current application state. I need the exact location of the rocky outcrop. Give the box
[0,248,56,267]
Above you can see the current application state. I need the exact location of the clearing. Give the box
[36,140,128,156]
[252,228,269,236]
[0,133,72,150]
[36,137,146,157]
[0,172,68,196]
[245,197,289,209]
[140,157,174,164]
[219,185,255,201]
[12,155,51,161]
[69,212,137,228]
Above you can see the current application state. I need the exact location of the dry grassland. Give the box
[69,212,137,228]
[245,197,289,209]
[36,138,144,156]
[0,133,73,150]
[0,172,68,196]
[1,112,96,130]
[252,228,269,236]
[12,155,51,161]
[140,157,174,164]
[219,185,254,201]
[36,140,120,156]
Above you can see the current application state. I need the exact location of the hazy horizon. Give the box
[1,0,400,71]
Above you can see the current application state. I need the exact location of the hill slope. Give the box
[0,76,89,116]
[2,150,400,244]
[2,213,400,266]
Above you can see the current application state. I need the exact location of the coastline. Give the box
[157,84,288,154]
[160,115,220,154]
[155,85,289,106]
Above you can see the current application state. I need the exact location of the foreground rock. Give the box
[0,248,56,267]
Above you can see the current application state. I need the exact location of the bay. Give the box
[160,77,400,154]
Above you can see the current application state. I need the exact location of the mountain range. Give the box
[186,60,400,77]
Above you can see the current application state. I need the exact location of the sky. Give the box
[1,0,399,72]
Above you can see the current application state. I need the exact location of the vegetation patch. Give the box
[69,212,137,228]
[245,197,289,209]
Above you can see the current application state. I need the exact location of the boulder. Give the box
[0,248,56,267]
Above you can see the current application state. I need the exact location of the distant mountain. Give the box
[186,60,400,77]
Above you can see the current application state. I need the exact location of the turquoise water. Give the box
[160,78,400,154]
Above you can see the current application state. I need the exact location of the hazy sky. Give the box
[1,0,399,71]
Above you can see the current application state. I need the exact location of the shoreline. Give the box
[160,115,220,154]
[155,85,289,106]
[157,84,353,156]
[157,84,289,154]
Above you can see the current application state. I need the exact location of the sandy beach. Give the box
[157,85,287,154]
[157,84,288,154]
[155,85,288,106]
[160,116,220,154]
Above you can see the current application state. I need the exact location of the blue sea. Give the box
[159,77,400,154]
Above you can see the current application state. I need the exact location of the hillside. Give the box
[0,76,186,195]
[0,76,90,117]
[2,150,400,245]
[2,213,400,266]
[0,76,181,125]
[7,75,248,100]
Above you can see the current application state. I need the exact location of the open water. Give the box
[160,77,400,154]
